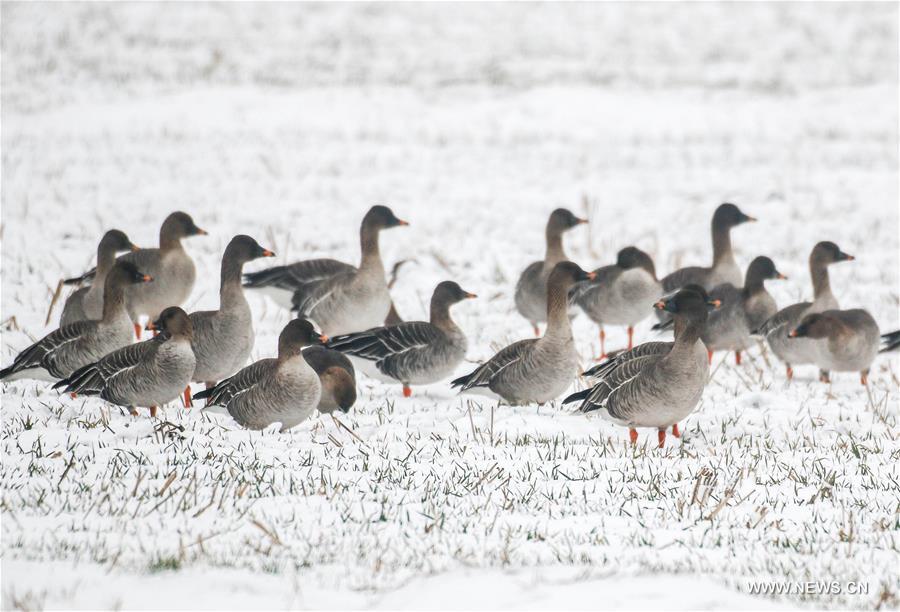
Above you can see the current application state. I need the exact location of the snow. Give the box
[2,3,898,610]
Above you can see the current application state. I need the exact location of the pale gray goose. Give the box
[452,262,595,404]
[656,203,755,324]
[1,262,153,382]
[514,208,587,336]
[790,311,898,385]
[572,246,661,359]
[54,307,195,417]
[755,241,853,381]
[327,281,476,397]
[193,319,326,431]
[564,287,713,448]
[72,212,206,339]
[60,230,140,327]
[242,205,407,336]
[180,235,275,407]
[702,256,785,364]
[302,346,357,414]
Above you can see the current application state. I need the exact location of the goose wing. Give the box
[578,355,662,416]
[753,302,810,337]
[194,359,276,406]
[290,268,356,316]
[328,322,440,362]
[1,320,98,380]
[450,339,536,391]
[661,266,709,293]
[583,341,672,379]
[55,336,163,395]
[243,258,355,293]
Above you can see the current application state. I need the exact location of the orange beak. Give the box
[709,299,722,308]
[586,271,597,281]
[319,334,329,343]
[397,219,409,226]
[745,215,757,222]
[131,244,141,252]
[142,275,153,282]
[653,300,666,310]
[464,292,478,299]
[262,249,275,257]
[788,329,798,338]
[195,228,208,235]
[576,218,588,225]
[776,273,788,280]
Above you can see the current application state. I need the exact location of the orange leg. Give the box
[597,328,607,360]
[672,423,680,438]
[819,370,831,384]
[402,384,412,398]
[182,386,193,408]
[786,365,793,380]
[657,429,666,448]
[707,350,713,365]
[129,407,139,416]
[149,406,158,418]
[629,428,638,445]
[532,324,540,337]
[627,326,634,350]
[734,351,742,365]
[133,323,142,340]
[860,371,868,386]
[69,392,77,399]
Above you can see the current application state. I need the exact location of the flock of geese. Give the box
[2,204,898,447]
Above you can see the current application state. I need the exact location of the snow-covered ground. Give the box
[2,3,898,610]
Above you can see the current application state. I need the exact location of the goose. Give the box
[564,287,715,448]
[514,208,587,336]
[193,319,327,431]
[572,246,662,359]
[656,203,755,327]
[70,211,206,338]
[302,346,357,414]
[326,281,476,397]
[702,256,785,364]
[242,205,407,335]
[790,311,898,385]
[180,235,275,407]
[755,242,853,380]
[1,262,153,382]
[451,262,595,404]
[54,307,195,417]
[60,230,140,327]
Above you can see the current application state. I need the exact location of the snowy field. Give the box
[2,3,899,610]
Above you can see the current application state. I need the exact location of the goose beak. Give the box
[841,253,855,261]
[318,334,329,344]
[130,244,141,252]
[396,219,409,227]
[262,249,276,257]
[776,272,788,280]
[195,228,208,236]
[788,329,798,338]
[585,271,597,281]
[464,292,478,299]
[743,215,757,223]
[142,275,153,283]
[576,217,588,225]
[708,298,722,309]
[653,300,666,311]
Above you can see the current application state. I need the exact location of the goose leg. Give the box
[629,428,638,445]
[402,384,412,398]
[672,423,680,438]
[204,381,215,406]
[657,429,666,448]
[627,326,634,350]
[133,323,142,340]
[532,323,540,337]
[786,365,793,380]
[70,392,77,399]
[596,328,607,360]
[860,370,868,386]
[149,406,158,418]
[819,370,831,384]
[129,407,139,416]
[707,350,713,365]
[182,386,193,408]
[734,351,742,365]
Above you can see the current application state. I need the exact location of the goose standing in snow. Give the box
[302,346,357,414]
[572,246,662,359]
[54,307,195,417]
[514,208,587,336]
[60,230,140,327]
[564,287,715,448]
[656,203,755,327]
[193,319,327,431]
[327,281,476,397]
[1,262,153,382]
[790,311,898,385]
[242,205,408,335]
[702,256,785,364]
[181,235,275,407]
[70,211,206,338]
[452,262,595,404]
[755,241,854,380]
